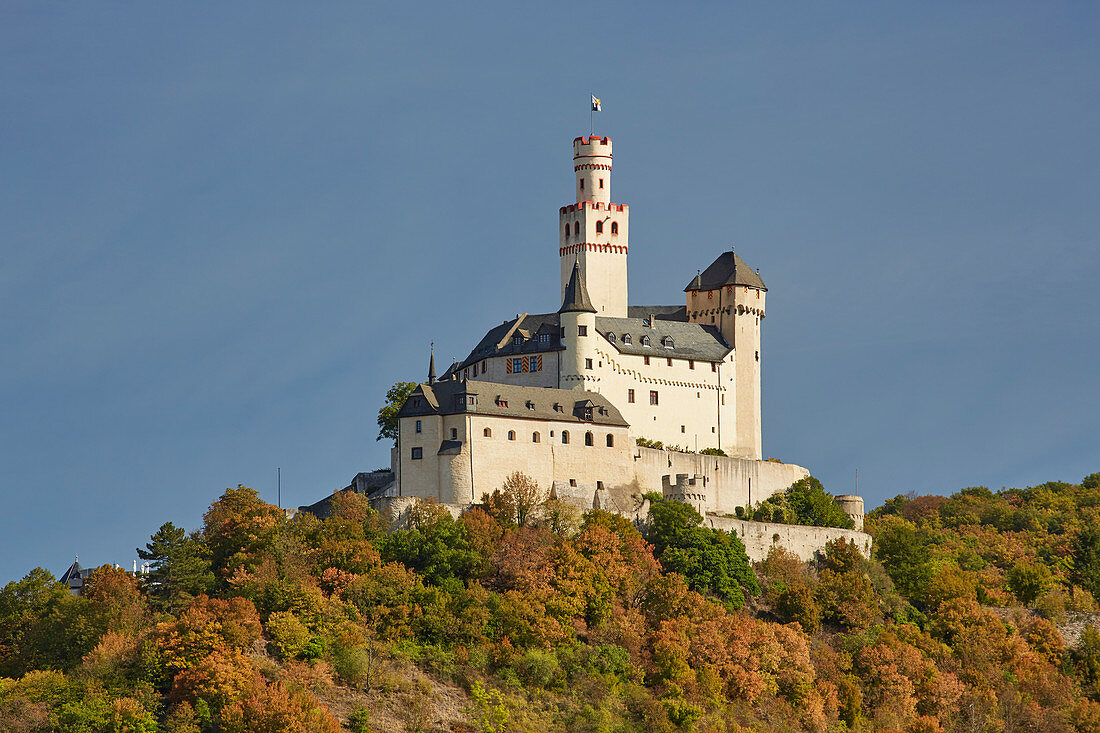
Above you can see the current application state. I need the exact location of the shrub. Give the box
[265,611,311,660]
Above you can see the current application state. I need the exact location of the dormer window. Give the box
[607,332,616,343]
[553,402,563,413]
[526,400,535,410]
[662,336,674,348]
[495,397,508,408]
[538,333,550,344]
[641,335,651,347]
[623,334,632,345]
[513,335,523,346]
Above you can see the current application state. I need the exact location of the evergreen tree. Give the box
[137,522,214,611]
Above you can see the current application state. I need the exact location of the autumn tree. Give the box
[482,471,546,527]
[376,381,418,442]
[202,485,285,580]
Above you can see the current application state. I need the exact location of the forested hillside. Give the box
[2,472,1100,732]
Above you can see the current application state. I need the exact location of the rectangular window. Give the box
[712,363,717,372]
[599,178,604,189]
[411,447,423,460]
[650,390,659,406]
[450,428,458,439]
[512,358,523,373]
[627,389,635,403]
[415,420,422,433]
[585,358,593,369]
[578,325,588,336]
[666,358,672,367]
[689,360,695,370]
[644,356,650,365]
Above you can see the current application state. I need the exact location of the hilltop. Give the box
[2,472,1100,732]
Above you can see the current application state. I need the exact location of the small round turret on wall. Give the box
[835,495,865,532]
[574,136,612,205]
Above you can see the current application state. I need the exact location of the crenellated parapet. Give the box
[662,473,708,516]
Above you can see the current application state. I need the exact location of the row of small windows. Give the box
[606,332,674,348]
[578,177,605,190]
[412,430,615,457]
[513,333,552,346]
[564,221,619,236]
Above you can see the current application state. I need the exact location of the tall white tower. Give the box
[559,136,629,317]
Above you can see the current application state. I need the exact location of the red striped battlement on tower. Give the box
[559,202,627,214]
[560,243,628,256]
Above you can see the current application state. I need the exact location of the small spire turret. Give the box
[427,342,436,384]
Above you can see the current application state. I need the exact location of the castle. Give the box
[378,132,866,550]
[292,131,869,559]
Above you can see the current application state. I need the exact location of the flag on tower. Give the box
[591,94,601,112]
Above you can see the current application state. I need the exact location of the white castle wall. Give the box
[632,447,809,515]
[705,515,873,562]
[591,343,737,455]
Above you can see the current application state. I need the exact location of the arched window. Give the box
[507,430,515,441]
[595,220,603,233]
[641,335,650,347]
[564,223,570,237]
[483,427,492,437]
[573,222,580,235]
[606,434,614,447]
[532,432,540,443]
[611,222,618,235]
[561,430,570,444]
[584,432,594,446]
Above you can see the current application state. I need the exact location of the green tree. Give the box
[645,498,759,608]
[1006,559,1053,606]
[0,569,100,676]
[786,476,855,529]
[376,381,418,442]
[378,506,487,589]
[874,516,933,603]
[1073,523,1100,601]
[137,522,214,611]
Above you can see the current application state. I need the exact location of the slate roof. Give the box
[685,251,766,292]
[595,317,731,361]
[456,312,563,371]
[627,305,688,322]
[398,379,629,427]
[559,261,597,314]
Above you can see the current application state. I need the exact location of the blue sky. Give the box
[2,2,1097,583]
